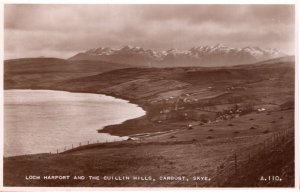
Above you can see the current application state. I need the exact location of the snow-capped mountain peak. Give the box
[71,44,287,67]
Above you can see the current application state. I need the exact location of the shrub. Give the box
[201,119,209,123]
[262,130,269,134]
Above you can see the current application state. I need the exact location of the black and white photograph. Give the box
[1,3,297,188]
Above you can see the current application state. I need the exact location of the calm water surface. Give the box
[4,89,145,157]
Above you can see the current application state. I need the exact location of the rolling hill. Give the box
[4,57,132,89]
[3,55,295,187]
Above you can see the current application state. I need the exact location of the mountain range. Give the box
[69,44,287,67]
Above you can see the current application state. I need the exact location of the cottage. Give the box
[257,108,266,112]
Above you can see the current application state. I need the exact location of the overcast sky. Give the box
[4,4,295,59]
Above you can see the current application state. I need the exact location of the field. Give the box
[3,57,295,187]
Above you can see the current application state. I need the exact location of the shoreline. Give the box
[95,92,151,136]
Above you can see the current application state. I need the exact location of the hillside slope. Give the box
[4,58,132,89]
[3,57,295,187]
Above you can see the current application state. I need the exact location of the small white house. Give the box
[257,108,266,112]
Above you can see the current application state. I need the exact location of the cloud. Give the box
[4,4,295,59]
[140,5,294,25]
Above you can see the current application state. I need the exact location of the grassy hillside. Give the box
[4,57,132,89]
[58,61,294,136]
[3,57,295,187]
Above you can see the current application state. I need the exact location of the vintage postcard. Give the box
[1,2,297,190]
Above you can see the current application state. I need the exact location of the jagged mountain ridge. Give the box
[69,44,287,67]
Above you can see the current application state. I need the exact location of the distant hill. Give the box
[4,57,132,89]
[255,56,295,65]
[69,44,287,67]
[5,55,294,102]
